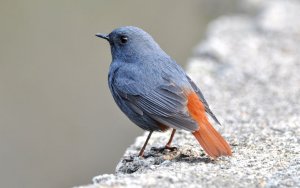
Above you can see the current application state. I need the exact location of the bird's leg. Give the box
[164,129,177,151]
[138,131,153,157]
[152,129,178,153]
[165,129,176,149]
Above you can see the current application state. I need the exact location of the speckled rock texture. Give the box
[77,1,300,187]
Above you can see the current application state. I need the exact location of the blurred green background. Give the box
[0,0,237,187]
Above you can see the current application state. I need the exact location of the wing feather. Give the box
[113,77,199,131]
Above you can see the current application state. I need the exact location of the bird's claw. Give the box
[151,146,178,153]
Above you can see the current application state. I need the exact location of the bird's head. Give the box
[96,26,162,61]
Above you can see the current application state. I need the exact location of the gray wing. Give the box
[186,75,221,125]
[113,77,199,132]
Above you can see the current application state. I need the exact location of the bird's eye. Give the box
[120,36,128,44]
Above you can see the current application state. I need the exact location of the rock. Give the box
[76,0,300,187]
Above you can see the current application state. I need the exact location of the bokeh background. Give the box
[0,1,237,187]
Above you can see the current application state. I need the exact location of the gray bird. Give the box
[96,26,231,158]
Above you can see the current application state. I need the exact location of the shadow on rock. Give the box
[117,145,215,174]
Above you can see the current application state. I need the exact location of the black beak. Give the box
[95,33,109,41]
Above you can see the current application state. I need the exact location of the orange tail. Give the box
[187,92,232,159]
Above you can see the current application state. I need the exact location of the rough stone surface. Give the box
[77,1,300,187]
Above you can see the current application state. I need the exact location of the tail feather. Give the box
[187,92,232,158]
[192,123,232,158]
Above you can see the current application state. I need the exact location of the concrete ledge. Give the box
[77,1,300,187]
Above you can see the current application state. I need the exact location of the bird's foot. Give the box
[151,145,178,153]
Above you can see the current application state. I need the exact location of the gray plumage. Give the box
[97,26,220,132]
